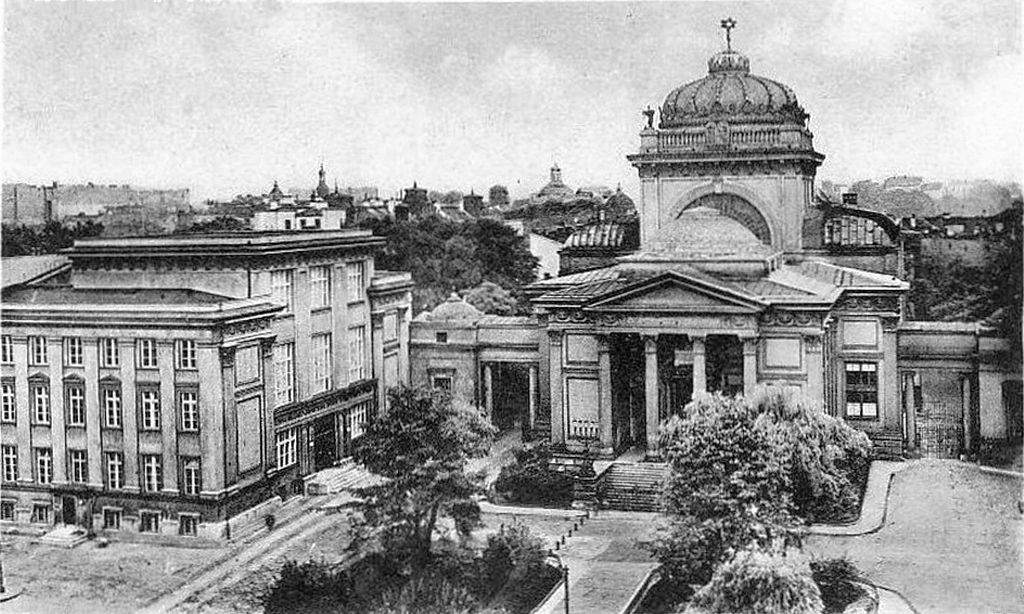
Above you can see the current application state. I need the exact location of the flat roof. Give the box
[1,255,70,290]
[66,229,384,259]
[3,286,229,306]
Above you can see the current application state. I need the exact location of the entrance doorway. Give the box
[312,414,338,471]
[491,363,529,431]
[706,335,744,395]
[610,334,645,450]
[62,496,76,525]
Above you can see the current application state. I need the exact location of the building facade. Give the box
[0,231,411,541]
[410,28,1020,461]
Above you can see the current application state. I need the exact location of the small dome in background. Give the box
[420,293,484,322]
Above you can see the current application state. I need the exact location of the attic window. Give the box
[435,332,448,344]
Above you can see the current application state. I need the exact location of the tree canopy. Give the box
[350,385,496,568]
[2,220,104,256]
[360,215,538,313]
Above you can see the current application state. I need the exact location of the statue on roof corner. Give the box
[643,106,655,130]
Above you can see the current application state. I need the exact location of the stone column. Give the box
[691,335,706,396]
[483,363,494,423]
[528,363,538,432]
[549,331,564,444]
[597,335,613,451]
[643,335,659,448]
[961,375,972,454]
[742,338,758,396]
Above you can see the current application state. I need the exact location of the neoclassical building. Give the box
[410,27,1020,460]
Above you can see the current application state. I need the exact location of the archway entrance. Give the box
[682,193,772,245]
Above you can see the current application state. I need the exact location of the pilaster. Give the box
[549,331,564,445]
[643,334,659,448]
[691,335,707,395]
[597,334,613,450]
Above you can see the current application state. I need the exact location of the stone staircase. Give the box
[869,430,905,460]
[304,458,382,496]
[597,462,667,512]
[39,525,88,548]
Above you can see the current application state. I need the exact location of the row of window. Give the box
[269,261,367,313]
[272,402,372,468]
[0,381,199,431]
[1,336,198,370]
[271,328,368,407]
[1,446,201,494]
[0,501,201,536]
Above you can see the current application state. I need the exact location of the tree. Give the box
[687,548,824,614]
[351,385,496,568]
[181,215,249,233]
[488,185,510,209]
[440,190,464,205]
[464,281,516,315]
[652,393,800,588]
[2,220,104,256]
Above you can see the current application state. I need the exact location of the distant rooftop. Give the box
[66,229,384,259]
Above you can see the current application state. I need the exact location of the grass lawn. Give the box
[0,536,225,614]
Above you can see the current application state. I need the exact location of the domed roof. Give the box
[624,206,775,261]
[421,293,484,322]
[660,50,806,127]
[604,186,635,212]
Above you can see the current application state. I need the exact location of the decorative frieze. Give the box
[758,310,823,328]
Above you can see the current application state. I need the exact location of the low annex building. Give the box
[0,231,411,541]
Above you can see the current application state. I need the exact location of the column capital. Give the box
[690,336,706,352]
[742,338,758,356]
[642,334,658,353]
[547,329,563,341]
[803,334,823,352]
[596,333,611,352]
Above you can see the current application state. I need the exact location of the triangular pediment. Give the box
[584,272,764,314]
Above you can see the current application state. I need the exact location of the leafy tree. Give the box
[687,548,824,614]
[2,220,104,256]
[465,281,517,315]
[652,393,801,588]
[488,185,510,209]
[350,385,496,568]
[181,215,249,233]
[440,190,464,205]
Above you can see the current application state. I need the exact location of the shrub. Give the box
[493,443,574,506]
[366,575,479,614]
[687,548,824,614]
[810,557,865,613]
[652,394,801,587]
[751,388,872,523]
[481,522,547,596]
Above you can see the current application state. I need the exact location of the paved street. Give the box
[807,460,1023,614]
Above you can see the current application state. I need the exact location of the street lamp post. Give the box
[547,551,569,614]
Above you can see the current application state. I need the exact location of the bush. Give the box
[652,394,801,587]
[687,548,824,614]
[752,388,872,523]
[366,575,479,614]
[493,443,574,506]
[810,557,865,613]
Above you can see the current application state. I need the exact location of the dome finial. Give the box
[720,17,737,52]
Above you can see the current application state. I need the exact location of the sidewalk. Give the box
[808,460,908,536]
[532,512,660,614]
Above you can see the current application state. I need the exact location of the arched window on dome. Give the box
[681,193,772,245]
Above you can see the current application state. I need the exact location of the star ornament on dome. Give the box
[720,17,737,51]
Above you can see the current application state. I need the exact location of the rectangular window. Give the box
[140,388,161,430]
[103,508,122,530]
[35,448,52,484]
[31,383,50,424]
[348,401,370,440]
[275,429,297,468]
[274,343,295,406]
[270,269,294,312]
[139,510,160,533]
[348,326,366,382]
[137,339,158,369]
[346,261,366,301]
[175,340,197,370]
[179,513,199,536]
[2,445,18,481]
[141,455,162,492]
[0,500,14,521]
[0,336,12,364]
[181,457,201,495]
[435,332,448,344]
[64,337,84,367]
[310,265,332,309]
[99,338,119,368]
[103,386,123,428]
[845,362,879,418]
[431,374,453,393]
[311,333,332,393]
[28,336,48,366]
[1,383,16,424]
[31,503,50,524]
[68,449,88,483]
[105,452,124,490]
[178,389,199,431]
[66,384,85,426]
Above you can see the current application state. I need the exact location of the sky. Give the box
[3,1,1022,202]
